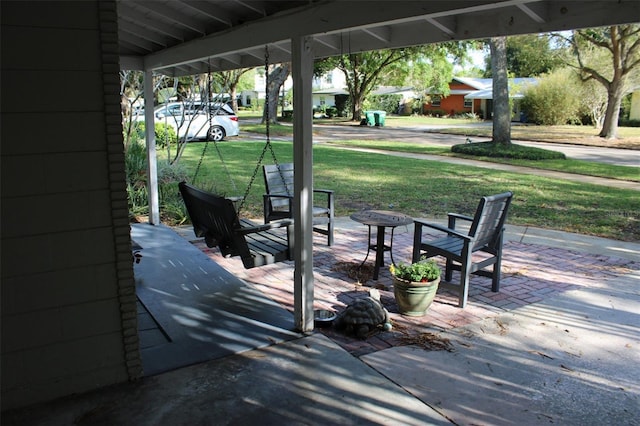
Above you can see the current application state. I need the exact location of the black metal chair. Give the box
[412,191,514,308]
[263,163,335,246]
[179,181,294,269]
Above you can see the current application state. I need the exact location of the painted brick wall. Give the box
[1,0,141,410]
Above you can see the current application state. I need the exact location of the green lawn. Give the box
[324,140,640,183]
[177,141,640,242]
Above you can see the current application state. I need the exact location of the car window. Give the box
[208,104,235,116]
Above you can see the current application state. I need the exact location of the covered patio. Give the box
[4,0,639,412]
[125,0,640,333]
[133,216,637,373]
[19,216,634,425]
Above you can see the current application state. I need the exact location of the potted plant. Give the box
[390,259,441,316]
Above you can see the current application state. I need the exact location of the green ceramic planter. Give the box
[392,276,441,316]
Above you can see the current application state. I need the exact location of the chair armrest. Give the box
[263,194,293,217]
[237,219,294,235]
[448,213,473,222]
[447,212,473,230]
[413,219,473,242]
[313,189,334,195]
[264,194,294,201]
[313,189,334,213]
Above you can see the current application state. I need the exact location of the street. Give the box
[311,123,640,167]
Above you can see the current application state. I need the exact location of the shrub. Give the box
[325,106,338,118]
[125,140,190,224]
[130,121,178,147]
[451,141,566,160]
[368,94,402,113]
[619,118,640,127]
[520,70,582,125]
[125,140,149,218]
[424,109,446,117]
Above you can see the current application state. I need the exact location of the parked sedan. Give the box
[137,102,239,142]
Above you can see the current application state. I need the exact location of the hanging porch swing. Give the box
[179,46,294,269]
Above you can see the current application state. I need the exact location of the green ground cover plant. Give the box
[171,141,639,241]
[451,141,566,160]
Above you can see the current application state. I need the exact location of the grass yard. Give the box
[430,124,640,149]
[176,141,639,242]
[324,140,640,183]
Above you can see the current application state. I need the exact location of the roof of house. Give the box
[313,88,349,96]
[464,78,538,100]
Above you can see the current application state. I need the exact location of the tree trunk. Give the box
[229,83,239,114]
[598,79,624,139]
[351,94,365,122]
[262,63,290,124]
[490,37,511,146]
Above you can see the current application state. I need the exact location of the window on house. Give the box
[431,96,441,107]
[464,99,473,108]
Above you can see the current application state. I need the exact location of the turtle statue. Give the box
[334,289,392,338]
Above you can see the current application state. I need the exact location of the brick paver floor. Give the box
[191,224,637,357]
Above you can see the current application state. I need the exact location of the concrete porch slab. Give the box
[360,271,640,425]
[132,223,301,376]
[2,334,451,425]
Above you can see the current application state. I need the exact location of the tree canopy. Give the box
[484,34,563,78]
[316,43,469,121]
[557,24,640,139]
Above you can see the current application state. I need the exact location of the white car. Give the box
[137,102,239,142]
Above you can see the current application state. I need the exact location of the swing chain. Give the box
[192,60,238,193]
[236,45,287,215]
[192,141,209,183]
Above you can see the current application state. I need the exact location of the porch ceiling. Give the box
[117,0,640,76]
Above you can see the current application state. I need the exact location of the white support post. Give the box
[291,36,314,332]
[143,70,160,225]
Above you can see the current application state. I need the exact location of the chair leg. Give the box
[458,254,472,308]
[445,258,454,282]
[412,223,423,263]
[491,258,502,292]
[327,219,334,246]
[491,233,504,292]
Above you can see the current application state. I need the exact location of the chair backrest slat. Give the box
[468,191,513,250]
[263,163,294,209]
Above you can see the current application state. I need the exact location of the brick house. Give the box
[423,77,488,117]
[423,77,538,120]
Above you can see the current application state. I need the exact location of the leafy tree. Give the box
[557,25,640,139]
[578,77,608,128]
[316,43,468,121]
[489,36,511,146]
[484,33,563,77]
[211,68,254,114]
[120,70,173,148]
